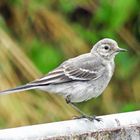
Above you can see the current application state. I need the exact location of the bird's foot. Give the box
[73,115,102,122]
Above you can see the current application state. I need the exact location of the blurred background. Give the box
[0,0,139,128]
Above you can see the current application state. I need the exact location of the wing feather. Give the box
[29,65,104,86]
[28,54,105,86]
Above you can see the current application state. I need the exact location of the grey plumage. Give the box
[0,38,127,104]
[37,53,110,102]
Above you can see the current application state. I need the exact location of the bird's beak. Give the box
[116,47,128,52]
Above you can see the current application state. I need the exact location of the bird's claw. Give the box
[73,115,102,122]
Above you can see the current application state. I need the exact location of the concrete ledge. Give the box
[0,111,140,140]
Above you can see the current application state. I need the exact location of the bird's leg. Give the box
[65,95,86,115]
[69,102,101,121]
[66,96,101,121]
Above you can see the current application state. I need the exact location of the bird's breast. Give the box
[105,60,115,79]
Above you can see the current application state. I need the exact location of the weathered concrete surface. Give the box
[0,111,140,140]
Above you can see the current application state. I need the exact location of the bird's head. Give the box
[91,38,127,60]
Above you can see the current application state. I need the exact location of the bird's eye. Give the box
[104,46,109,50]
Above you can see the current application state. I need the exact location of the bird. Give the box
[0,38,127,121]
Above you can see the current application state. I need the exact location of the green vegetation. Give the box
[0,0,139,127]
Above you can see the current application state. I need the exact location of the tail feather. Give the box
[0,84,37,95]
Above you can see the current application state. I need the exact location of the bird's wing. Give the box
[28,54,105,86]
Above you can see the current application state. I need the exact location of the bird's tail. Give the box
[0,84,37,95]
